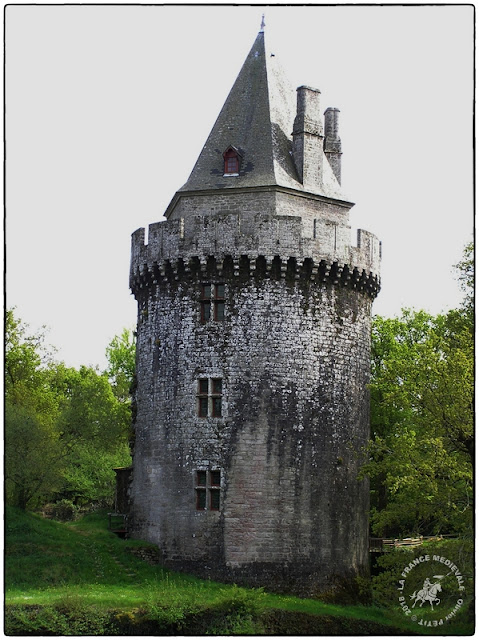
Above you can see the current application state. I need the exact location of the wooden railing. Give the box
[369,535,452,552]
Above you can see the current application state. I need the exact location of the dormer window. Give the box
[223,146,241,176]
[226,155,239,174]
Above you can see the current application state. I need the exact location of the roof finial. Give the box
[260,14,265,33]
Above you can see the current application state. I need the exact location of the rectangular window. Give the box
[226,157,238,173]
[210,470,221,486]
[196,488,206,510]
[197,379,209,417]
[201,284,225,322]
[214,284,225,321]
[196,470,207,486]
[211,378,222,416]
[212,378,222,395]
[197,378,223,418]
[195,469,221,511]
[212,398,222,417]
[210,489,220,511]
[201,301,211,322]
[198,398,208,417]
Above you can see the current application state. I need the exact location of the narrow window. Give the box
[201,284,225,322]
[197,378,223,418]
[214,284,225,321]
[210,489,220,511]
[195,469,221,511]
[200,284,212,322]
[197,379,209,417]
[196,488,207,510]
[211,378,222,418]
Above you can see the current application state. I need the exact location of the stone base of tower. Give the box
[146,555,370,600]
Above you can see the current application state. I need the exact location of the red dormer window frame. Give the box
[223,146,241,176]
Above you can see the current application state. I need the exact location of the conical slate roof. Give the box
[177,29,347,201]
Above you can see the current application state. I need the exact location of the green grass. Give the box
[5,507,474,635]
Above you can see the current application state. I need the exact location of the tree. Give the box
[5,311,65,509]
[104,327,136,450]
[105,328,136,403]
[54,365,131,505]
[5,403,64,510]
[5,310,132,509]
[364,241,474,538]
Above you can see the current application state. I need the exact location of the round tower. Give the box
[128,27,381,595]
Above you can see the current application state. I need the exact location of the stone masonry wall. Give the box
[129,257,373,593]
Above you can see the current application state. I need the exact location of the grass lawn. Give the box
[5,507,474,635]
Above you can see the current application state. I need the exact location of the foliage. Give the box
[364,244,474,537]
[5,309,132,509]
[53,365,131,505]
[5,403,64,510]
[5,311,65,509]
[105,328,136,403]
[49,499,79,522]
[454,240,473,316]
[365,308,473,537]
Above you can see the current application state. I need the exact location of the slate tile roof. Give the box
[178,30,347,202]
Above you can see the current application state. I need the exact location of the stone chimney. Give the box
[324,107,342,184]
[292,86,324,190]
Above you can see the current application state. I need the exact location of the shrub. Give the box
[50,499,78,521]
[5,604,112,635]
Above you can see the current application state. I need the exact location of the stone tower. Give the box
[128,25,381,595]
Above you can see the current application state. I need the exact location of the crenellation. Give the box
[130,214,380,294]
[130,212,380,292]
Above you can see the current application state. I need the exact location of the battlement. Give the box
[130,213,381,297]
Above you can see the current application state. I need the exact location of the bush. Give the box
[5,604,112,635]
[189,585,266,635]
[50,499,78,521]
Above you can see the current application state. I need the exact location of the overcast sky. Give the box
[6,4,474,369]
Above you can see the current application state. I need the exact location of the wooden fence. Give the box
[369,535,453,552]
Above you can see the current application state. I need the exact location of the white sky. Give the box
[5,4,474,370]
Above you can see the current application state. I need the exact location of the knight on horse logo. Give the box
[410,575,444,610]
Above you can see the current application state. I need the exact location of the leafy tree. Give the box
[105,328,136,403]
[5,311,65,509]
[54,365,131,505]
[104,327,136,450]
[55,365,130,448]
[5,403,64,510]
[365,245,473,538]
[5,310,132,509]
